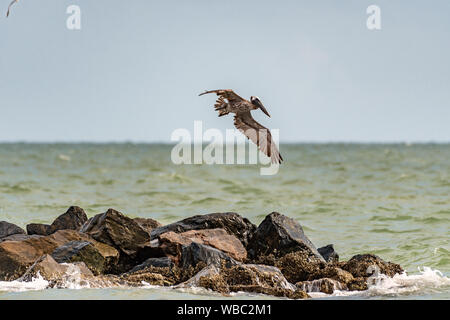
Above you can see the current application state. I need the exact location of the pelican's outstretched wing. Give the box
[6,0,18,18]
[234,112,283,164]
[199,89,245,104]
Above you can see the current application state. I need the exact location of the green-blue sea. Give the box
[0,143,449,299]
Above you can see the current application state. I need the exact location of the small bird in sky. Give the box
[6,0,18,18]
[199,89,283,164]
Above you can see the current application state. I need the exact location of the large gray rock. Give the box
[247,212,325,262]
[26,206,88,236]
[150,212,256,247]
[80,209,150,272]
[180,242,239,269]
[80,208,150,257]
[0,221,26,239]
[51,206,88,232]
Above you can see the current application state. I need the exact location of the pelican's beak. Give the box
[259,104,271,117]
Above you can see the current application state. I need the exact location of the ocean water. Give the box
[0,143,448,300]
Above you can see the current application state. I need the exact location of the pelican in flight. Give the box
[199,89,283,164]
[6,0,18,17]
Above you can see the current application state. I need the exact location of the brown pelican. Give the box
[199,89,283,164]
[6,0,18,17]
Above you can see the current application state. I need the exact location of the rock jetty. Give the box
[0,208,405,298]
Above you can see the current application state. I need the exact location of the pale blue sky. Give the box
[1,0,449,142]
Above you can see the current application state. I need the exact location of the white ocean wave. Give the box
[56,263,91,289]
[309,266,450,298]
[0,272,49,292]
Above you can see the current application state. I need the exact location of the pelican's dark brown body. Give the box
[199,89,283,164]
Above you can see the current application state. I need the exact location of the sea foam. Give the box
[0,272,49,292]
[309,266,450,298]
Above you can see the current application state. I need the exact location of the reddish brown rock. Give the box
[155,231,191,263]
[150,212,256,247]
[20,254,93,282]
[180,229,247,261]
[154,229,247,264]
[0,229,118,281]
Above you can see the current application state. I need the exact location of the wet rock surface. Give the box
[297,278,345,294]
[20,254,93,283]
[181,242,239,269]
[180,263,309,299]
[51,240,113,275]
[318,244,339,263]
[0,209,405,299]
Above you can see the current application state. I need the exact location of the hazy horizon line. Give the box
[0,140,449,145]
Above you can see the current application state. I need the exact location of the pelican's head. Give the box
[250,96,271,117]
